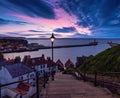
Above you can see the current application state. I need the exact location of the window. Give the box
[30,74,34,78]
[43,65,45,68]
[32,60,35,64]
[41,70,42,73]
[19,76,23,81]
[32,66,35,70]
[27,74,29,78]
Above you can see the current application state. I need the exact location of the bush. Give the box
[63,68,74,74]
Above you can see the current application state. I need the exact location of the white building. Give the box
[0,62,36,98]
[25,54,49,76]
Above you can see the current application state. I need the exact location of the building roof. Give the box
[7,58,14,63]
[65,59,74,68]
[17,82,32,91]
[25,54,46,67]
[56,59,64,67]
[13,82,32,95]
[6,63,34,78]
[0,61,11,69]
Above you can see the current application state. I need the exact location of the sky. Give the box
[0,0,120,38]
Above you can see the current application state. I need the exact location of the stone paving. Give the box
[41,72,116,98]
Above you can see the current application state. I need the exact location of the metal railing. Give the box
[73,71,120,95]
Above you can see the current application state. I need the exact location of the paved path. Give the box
[41,72,116,98]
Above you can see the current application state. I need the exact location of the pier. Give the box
[38,41,98,49]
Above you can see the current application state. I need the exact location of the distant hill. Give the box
[79,45,120,73]
[0,37,28,46]
[0,37,26,40]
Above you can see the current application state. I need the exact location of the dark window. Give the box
[30,74,34,78]
[19,76,23,81]
[43,65,45,68]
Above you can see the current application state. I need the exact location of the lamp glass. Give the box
[51,38,55,42]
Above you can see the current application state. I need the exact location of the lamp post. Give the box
[50,33,55,80]
[20,93,22,98]
[0,83,1,98]
[36,72,39,98]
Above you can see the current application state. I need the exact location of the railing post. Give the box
[36,72,39,98]
[20,94,22,98]
[83,71,86,82]
[94,71,97,86]
[78,72,80,80]
[47,72,49,81]
[46,73,48,83]
[0,83,1,98]
[45,73,47,84]
[51,71,54,81]
[43,71,46,88]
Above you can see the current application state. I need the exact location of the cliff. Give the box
[79,45,120,73]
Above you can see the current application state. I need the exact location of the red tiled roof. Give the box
[65,59,74,68]
[7,58,14,63]
[23,82,32,87]
[25,55,46,67]
[56,59,64,67]
[14,82,32,95]
[14,88,27,95]
[17,82,31,91]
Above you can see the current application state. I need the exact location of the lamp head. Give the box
[50,33,55,42]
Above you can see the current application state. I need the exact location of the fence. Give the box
[74,71,120,95]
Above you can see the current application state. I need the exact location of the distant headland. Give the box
[0,37,45,53]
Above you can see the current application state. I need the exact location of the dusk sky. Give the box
[0,0,120,38]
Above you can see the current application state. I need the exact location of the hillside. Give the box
[0,37,29,53]
[0,37,28,45]
[79,45,120,73]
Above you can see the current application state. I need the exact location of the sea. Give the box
[3,38,120,64]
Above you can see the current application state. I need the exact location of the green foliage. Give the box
[64,68,74,74]
[78,45,120,76]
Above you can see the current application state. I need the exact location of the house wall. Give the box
[27,72,36,86]
[1,87,19,98]
[34,64,49,76]
[10,71,36,88]
[55,66,58,72]
[0,66,35,88]
[0,72,36,97]
[1,84,36,98]
[6,88,18,98]
[49,66,52,74]
[44,64,49,72]
[26,86,36,97]
[1,87,7,97]
[0,65,36,97]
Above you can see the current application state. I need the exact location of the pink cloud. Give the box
[6,8,92,38]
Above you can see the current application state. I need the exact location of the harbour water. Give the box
[3,38,120,64]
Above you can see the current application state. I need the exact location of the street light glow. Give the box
[50,33,55,42]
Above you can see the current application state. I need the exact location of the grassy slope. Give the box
[79,45,120,73]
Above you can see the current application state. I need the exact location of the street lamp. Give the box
[50,33,55,80]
